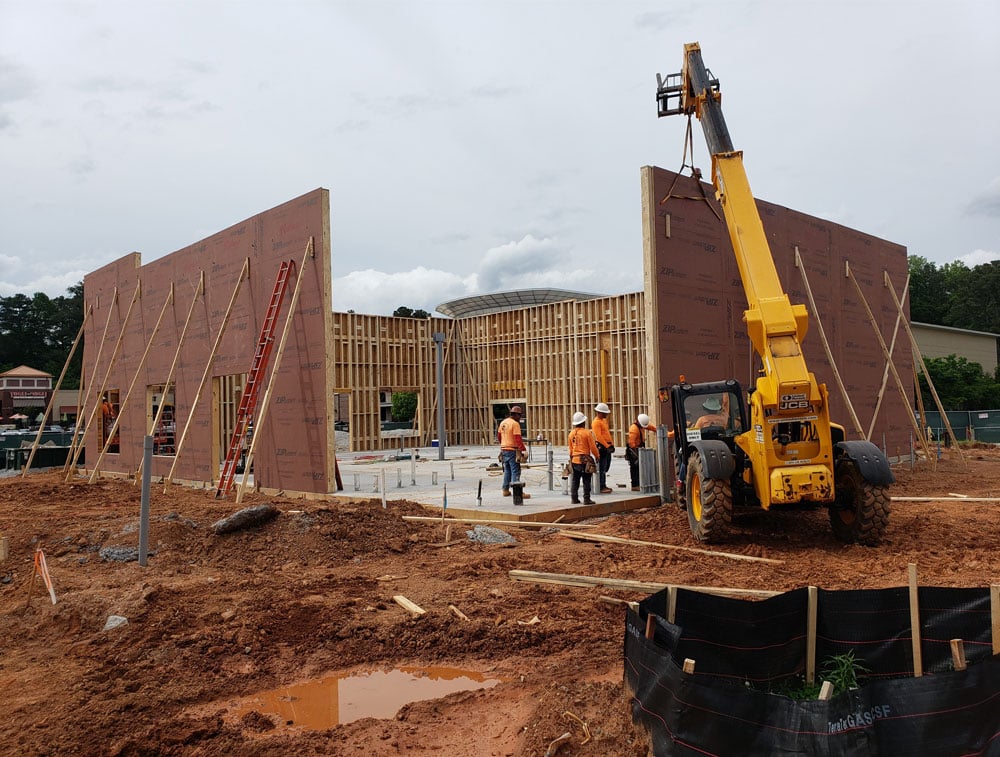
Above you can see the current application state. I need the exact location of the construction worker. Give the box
[498,405,530,499]
[626,413,656,491]
[689,395,729,430]
[567,412,599,505]
[592,403,615,493]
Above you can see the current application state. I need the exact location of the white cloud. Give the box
[3,2,999,302]
[333,267,476,316]
[956,249,1000,268]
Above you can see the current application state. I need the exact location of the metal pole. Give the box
[433,332,446,460]
[139,435,152,567]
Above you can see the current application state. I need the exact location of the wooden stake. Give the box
[795,248,865,439]
[806,586,818,685]
[448,604,470,621]
[908,562,923,677]
[818,681,834,701]
[682,658,696,675]
[991,584,1000,656]
[0,535,8,562]
[644,613,656,639]
[392,595,426,617]
[950,638,967,671]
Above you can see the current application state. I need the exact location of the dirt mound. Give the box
[1,449,998,755]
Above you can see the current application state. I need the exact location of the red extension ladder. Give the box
[215,260,295,498]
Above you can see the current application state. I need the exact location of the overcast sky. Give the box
[2,1,998,316]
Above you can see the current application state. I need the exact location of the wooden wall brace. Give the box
[135,273,204,480]
[23,305,91,476]
[164,258,249,492]
[69,282,141,479]
[236,238,314,503]
[794,248,865,439]
[90,284,175,482]
[883,271,966,468]
[845,262,931,464]
[868,274,909,440]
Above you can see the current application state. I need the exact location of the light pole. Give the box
[433,332,446,460]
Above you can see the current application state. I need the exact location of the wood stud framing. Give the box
[331,293,648,452]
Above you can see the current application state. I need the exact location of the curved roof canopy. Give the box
[436,288,601,318]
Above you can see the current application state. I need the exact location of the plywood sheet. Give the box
[642,166,912,457]
[82,189,334,494]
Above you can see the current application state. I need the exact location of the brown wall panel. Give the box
[642,166,912,457]
[82,189,334,494]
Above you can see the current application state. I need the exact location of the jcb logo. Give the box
[779,400,812,410]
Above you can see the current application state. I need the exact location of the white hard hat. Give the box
[637,413,650,428]
[572,412,587,426]
[594,403,610,415]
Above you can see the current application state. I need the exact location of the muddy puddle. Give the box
[228,665,502,731]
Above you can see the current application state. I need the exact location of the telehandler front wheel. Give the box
[829,460,890,546]
[685,451,732,543]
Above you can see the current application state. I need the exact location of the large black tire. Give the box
[829,460,890,546]
[685,451,732,543]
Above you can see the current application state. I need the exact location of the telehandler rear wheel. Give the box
[829,460,890,546]
[685,451,732,542]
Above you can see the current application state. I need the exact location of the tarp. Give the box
[625,587,1000,755]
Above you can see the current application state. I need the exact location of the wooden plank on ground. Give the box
[508,569,779,599]
[402,515,597,529]
[555,530,783,564]
[392,595,426,617]
[892,497,1000,502]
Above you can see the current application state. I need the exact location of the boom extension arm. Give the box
[658,42,816,416]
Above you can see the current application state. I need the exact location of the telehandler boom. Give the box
[657,43,893,545]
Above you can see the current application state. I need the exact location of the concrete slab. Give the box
[331,445,662,523]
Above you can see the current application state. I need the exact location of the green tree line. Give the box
[908,256,1000,332]
[0,283,84,389]
[909,256,1000,410]
[2,265,998,411]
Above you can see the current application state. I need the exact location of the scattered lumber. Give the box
[402,515,597,529]
[392,595,426,617]
[599,595,638,611]
[509,569,779,599]
[892,496,1000,502]
[555,530,783,564]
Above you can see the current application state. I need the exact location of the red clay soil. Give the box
[1,447,998,756]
